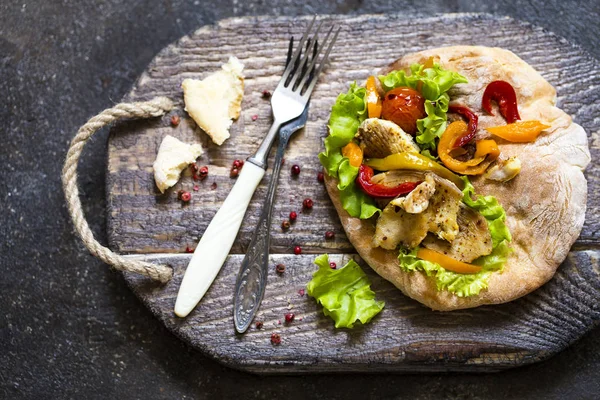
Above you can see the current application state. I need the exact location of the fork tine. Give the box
[295,25,333,93]
[285,37,294,67]
[288,21,323,89]
[278,16,316,86]
[302,27,340,98]
[285,37,312,87]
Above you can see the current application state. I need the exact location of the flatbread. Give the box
[325,46,591,311]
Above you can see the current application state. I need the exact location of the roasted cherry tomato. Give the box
[381,87,426,135]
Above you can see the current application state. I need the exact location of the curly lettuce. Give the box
[398,178,511,297]
[307,254,384,328]
[380,63,467,153]
[318,83,379,219]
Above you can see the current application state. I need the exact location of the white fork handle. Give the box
[174,162,265,317]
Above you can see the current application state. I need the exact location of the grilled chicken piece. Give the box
[426,181,462,242]
[422,204,493,262]
[484,156,521,182]
[355,118,420,158]
[372,172,463,249]
[390,174,436,214]
[373,204,430,249]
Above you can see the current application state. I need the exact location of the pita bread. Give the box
[325,46,591,311]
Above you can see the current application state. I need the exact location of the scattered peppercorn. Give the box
[302,198,313,209]
[294,246,302,255]
[289,211,297,222]
[178,190,191,202]
[170,115,180,126]
[251,114,258,121]
[193,185,199,191]
[329,262,337,269]
[181,192,191,202]
[298,289,305,296]
[232,159,244,169]
[270,333,281,345]
[281,220,291,231]
[198,166,208,179]
[317,171,324,182]
[185,246,194,253]
[262,90,271,99]
[210,182,218,190]
[325,231,335,240]
[285,313,295,323]
[230,168,239,178]
[255,321,263,329]
[291,164,300,175]
[276,263,286,274]
[190,163,199,174]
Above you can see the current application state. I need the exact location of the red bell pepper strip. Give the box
[356,165,420,199]
[481,80,521,123]
[448,105,479,148]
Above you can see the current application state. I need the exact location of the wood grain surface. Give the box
[107,14,600,373]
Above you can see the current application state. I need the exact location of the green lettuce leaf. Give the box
[307,254,385,328]
[318,83,380,218]
[339,181,380,219]
[461,176,512,246]
[380,63,467,153]
[398,178,511,297]
[398,241,510,297]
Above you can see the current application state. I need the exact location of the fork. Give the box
[232,38,316,334]
[174,17,339,318]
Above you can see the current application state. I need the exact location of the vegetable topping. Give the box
[416,248,482,274]
[356,165,421,199]
[381,87,426,134]
[486,120,551,143]
[438,121,499,175]
[481,80,521,123]
[366,152,463,188]
[448,105,479,148]
[365,75,383,119]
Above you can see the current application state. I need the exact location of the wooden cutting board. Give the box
[106,14,600,373]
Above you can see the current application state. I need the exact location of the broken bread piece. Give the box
[182,57,244,145]
[153,135,203,193]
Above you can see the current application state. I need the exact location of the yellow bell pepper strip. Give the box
[473,139,500,159]
[341,141,364,167]
[365,76,383,119]
[438,121,499,175]
[364,152,463,189]
[417,248,482,274]
[485,120,551,143]
[356,165,421,199]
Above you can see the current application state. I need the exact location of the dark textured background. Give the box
[1,1,599,399]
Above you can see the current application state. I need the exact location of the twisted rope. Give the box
[62,97,174,283]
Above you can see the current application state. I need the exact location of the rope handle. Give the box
[62,97,175,283]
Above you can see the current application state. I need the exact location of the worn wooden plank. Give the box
[106,14,600,373]
[123,250,600,373]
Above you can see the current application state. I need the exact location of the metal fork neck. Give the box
[247,120,282,170]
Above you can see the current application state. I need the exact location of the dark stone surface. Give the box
[1,1,598,399]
